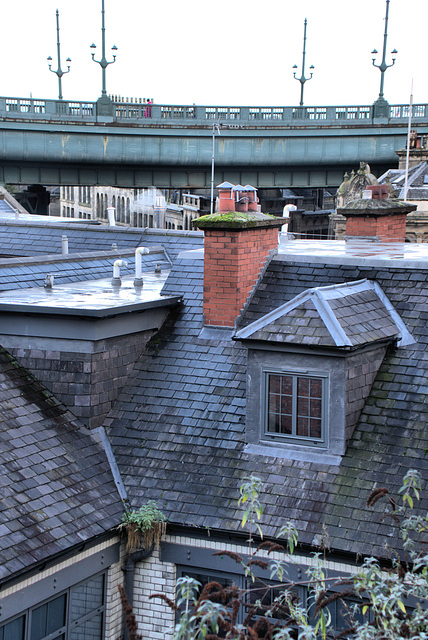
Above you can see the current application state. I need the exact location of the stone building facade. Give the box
[58,186,204,231]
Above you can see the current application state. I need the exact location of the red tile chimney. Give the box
[194,205,283,328]
[337,197,417,243]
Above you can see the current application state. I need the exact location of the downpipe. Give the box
[121,543,154,640]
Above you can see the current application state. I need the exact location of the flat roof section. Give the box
[278,237,428,268]
[0,270,182,343]
[0,271,179,318]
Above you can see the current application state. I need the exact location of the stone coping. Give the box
[193,211,284,230]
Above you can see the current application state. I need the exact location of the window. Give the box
[244,349,347,463]
[248,578,306,623]
[264,371,327,445]
[0,616,25,640]
[176,566,244,633]
[0,574,105,640]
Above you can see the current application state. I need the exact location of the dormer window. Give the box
[265,370,327,445]
[235,279,415,464]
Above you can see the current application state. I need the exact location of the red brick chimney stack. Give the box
[337,189,417,243]
[193,183,283,327]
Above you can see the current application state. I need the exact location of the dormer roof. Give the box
[235,279,414,348]
[216,181,235,189]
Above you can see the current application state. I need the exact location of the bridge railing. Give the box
[0,96,427,126]
[0,97,96,118]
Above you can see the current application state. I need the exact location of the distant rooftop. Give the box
[277,237,428,267]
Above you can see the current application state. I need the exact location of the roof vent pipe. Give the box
[107,207,116,227]
[112,259,127,286]
[134,246,150,287]
[62,235,69,255]
[44,274,54,288]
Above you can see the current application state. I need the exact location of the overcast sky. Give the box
[0,0,426,108]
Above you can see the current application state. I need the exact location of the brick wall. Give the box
[133,546,176,639]
[203,226,278,326]
[9,330,154,429]
[346,214,407,242]
[105,541,126,639]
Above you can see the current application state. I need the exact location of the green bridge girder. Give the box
[0,97,427,188]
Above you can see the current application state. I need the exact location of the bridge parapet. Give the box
[1,96,427,128]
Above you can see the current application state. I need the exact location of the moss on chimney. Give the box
[193,211,283,230]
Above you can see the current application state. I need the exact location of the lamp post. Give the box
[292,19,314,107]
[90,0,118,98]
[47,10,71,100]
[210,123,221,215]
[371,0,397,118]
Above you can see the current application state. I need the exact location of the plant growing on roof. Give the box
[121,500,167,552]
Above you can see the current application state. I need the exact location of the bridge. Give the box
[1,96,427,189]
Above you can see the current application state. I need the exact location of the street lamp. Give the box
[47,10,71,100]
[371,0,397,117]
[210,123,221,215]
[90,0,118,97]
[292,19,314,107]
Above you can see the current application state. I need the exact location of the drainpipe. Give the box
[134,246,150,287]
[122,544,154,640]
[112,259,127,285]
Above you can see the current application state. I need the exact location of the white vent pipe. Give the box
[62,235,69,255]
[44,274,54,288]
[112,259,127,285]
[134,246,150,286]
[107,207,116,226]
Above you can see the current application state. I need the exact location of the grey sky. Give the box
[1,0,425,107]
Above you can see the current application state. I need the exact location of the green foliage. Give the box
[121,500,167,551]
[122,500,167,531]
[238,475,264,539]
[156,471,428,640]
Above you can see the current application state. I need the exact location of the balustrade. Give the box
[0,95,427,127]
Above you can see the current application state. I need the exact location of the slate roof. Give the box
[0,199,17,216]
[0,249,170,291]
[107,250,428,560]
[379,161,428,200]
[0,219,203,259]
[0,346,123,582]
[235,280,407,348]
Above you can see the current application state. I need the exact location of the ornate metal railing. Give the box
[0,96,427,126]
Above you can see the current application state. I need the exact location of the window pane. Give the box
[297,377,309,396]
[268,412,280,433]
[70,575,104,622]
[269,375,281,394]
[280,376,292,396]
[31,594,66,640]
[297,397,309,416]
[310,399,322,419]
[0,616,25,640]
[297,415,309,436]
[269,393,280,413]
[309,418,322,439]
[69,614,103,640]
[310,378,322,398]
[280,414,292,434]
